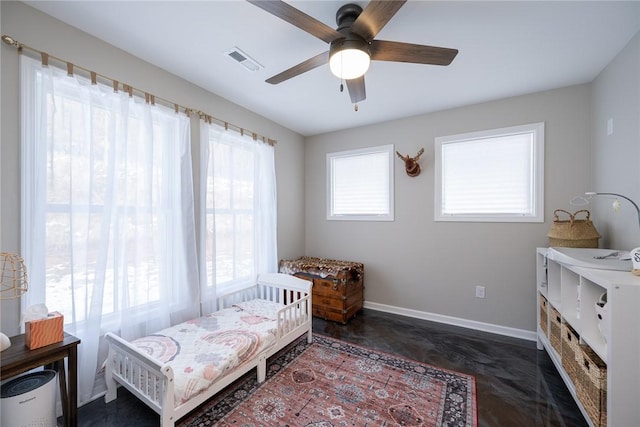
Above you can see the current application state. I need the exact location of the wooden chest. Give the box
[279,257,364,324]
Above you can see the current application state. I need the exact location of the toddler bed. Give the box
[104,273,312,427]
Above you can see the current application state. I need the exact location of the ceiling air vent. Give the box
[225,47,263,72]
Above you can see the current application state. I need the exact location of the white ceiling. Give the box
[25,1,640,137]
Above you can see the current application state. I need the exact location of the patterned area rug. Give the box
[179,334,477,426]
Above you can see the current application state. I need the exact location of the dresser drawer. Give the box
[312,277,363,298]
[313,290,362,311]
[312,300,363,324]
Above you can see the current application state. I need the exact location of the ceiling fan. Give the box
[247,0,458,108]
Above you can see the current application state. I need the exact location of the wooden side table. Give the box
[1,332,81,427]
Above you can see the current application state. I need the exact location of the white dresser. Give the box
[536,247,640,427]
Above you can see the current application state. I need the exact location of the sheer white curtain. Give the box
[20,55,200,404]
[199,121,277,310]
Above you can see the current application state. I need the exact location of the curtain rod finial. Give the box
[2,35,20,47]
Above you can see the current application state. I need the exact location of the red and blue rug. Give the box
[180,334,477,426]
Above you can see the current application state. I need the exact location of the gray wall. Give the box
[0,1,306,336]
[305,85,592,332]
[305,29,639,333]
[591,32,640,250]
[2,1,637,338]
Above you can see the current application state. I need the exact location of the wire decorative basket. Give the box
[0,252,28,300]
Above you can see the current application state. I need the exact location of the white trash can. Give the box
[1,369,57,427]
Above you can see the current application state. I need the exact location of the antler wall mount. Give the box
[247,1,458,109]
[396,148,424,177]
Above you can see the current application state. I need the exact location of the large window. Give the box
[20,54,199,403]
[200,123,277,300]
[327,144,394,221]
[434,122,544,222]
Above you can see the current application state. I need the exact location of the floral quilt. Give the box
[131,299,284,405]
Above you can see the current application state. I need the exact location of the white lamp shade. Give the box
[329,48,371,80]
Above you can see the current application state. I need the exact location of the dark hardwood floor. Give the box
[69,309,588,426]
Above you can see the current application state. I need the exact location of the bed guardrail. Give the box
[104,331,175,423]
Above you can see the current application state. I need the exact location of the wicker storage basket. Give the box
[539,293,548,336]
[561,322,581,387]
[548,209,601,248]
[576,345,607,427]
[549,306,562,355]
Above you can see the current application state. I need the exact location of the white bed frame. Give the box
[104,273,312,427]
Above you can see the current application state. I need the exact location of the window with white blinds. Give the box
[435,123,544,222]
[327,145,394,221]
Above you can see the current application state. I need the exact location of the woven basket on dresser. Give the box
[576,345,607,427]
[561,322,581,387]
[539,293,548,336]
[549,306,562,355]
[547,209,600,248]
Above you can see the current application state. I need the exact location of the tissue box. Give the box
[25,311,64,350]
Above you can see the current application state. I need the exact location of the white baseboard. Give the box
[363,301,537,342]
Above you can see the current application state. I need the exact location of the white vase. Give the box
[0,332,11,351]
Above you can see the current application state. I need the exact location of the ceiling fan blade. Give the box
[370,40,458,66]
[350,0,407,41]
[346,76,366,103]
[247,0,342,44]
[265,51,329,85]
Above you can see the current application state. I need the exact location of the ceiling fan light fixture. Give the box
[329,38,370,80]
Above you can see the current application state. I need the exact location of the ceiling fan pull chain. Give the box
[340,79,344,93]
[354,103,358,112]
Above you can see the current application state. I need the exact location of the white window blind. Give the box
[435,123,544,222]
[327,145,394,221]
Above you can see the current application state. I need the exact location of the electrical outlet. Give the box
[475,285,486,299]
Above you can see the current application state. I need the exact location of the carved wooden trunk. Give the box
[279,257,364,324]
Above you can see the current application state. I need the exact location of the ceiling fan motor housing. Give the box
[335,4,363,30]
[329,3,371,80]
[334,3,369,47]
[329,36,370,59]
